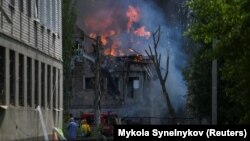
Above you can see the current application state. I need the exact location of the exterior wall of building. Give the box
[69,55,150,118]
[0,0,63,140]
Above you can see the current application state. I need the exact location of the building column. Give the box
[15,52,19,106]
[5,48,10,106]
[24,56,27,107]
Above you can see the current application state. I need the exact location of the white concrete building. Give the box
[0,0,63,140]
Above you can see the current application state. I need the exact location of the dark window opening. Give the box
[27,0,31,17]
[19,0,23,12]
[9,0,15,10]
[34,60,38,107]
[0,47,5,105]
[34,0,39,19]
[127,77,139,98]
[27,57,32,107]
[58,69,60,109]
[10,0,15,6]
[47,65,51,108]
[85,77,95,90]
[53,67,56,108]
[10,50,15,105]
[41,63,45,107]
[19,54,24,106]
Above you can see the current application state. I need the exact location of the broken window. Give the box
[34,60,38,107]
[47,65,51,108]
[19,54,24,106]
[0,47,5,105]
[41,63,45,107]
[27,57,32,107]
[127,77,139,98]
[84,77,95,90]
[9,50,15,105]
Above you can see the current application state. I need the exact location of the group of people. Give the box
[67,117,91,140]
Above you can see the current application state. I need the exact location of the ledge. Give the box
[0,105,8,110]
[54,108,63,112]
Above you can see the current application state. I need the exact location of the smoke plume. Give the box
[76,0,188,117]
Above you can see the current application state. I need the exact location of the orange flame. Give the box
[104,41,122,56]
[134,26,151,39]
[85,5,151,57]
[126,6,140,32]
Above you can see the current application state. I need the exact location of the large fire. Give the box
[84,5,151,56]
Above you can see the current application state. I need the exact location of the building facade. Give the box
[0,0,63,140]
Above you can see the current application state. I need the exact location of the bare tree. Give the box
[93,36,104,135]
[145,27,176,119]
[83,34,105,137]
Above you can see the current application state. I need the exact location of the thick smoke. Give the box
[76,0,187,117]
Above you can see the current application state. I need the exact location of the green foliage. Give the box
[185,0,250,123]
[183,46,212,120]
[62,0,77,109]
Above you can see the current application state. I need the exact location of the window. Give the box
[34,0,39,19]
[34,60,38,107]
[0,47,5,105]
[9,50,16,105]
[19,54,24,106]
[19,0,23,12]
[41,63,45,107]
[10,0,15,6]
[47,65,51,108]
[27,57,32,107]
[27,0,31,17]
[9,0,15,10]
[127,77,139,98]
[84,77,95,90]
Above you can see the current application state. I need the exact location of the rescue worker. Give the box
[67,117,78,140]
[80,119,91,137]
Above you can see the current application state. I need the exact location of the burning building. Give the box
[66,2,158,123]
[67,0,190,125]
[67,26,155,123]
